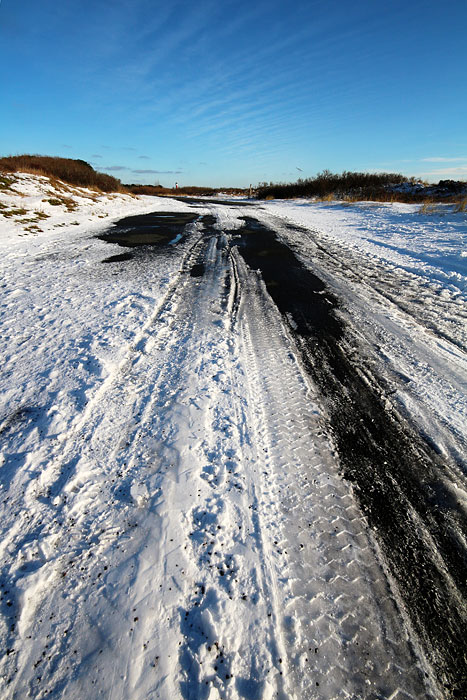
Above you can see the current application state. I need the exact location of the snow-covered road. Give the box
[0,181,466,699]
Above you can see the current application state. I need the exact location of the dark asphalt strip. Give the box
[232,217,467,699]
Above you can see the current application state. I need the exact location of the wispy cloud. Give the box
[100,165,183,175]
[132,169,183,174]
[101,165,127,172]
[92,154,102,159]
[63,0,390,171]
[421,157,467,163]
[420,166,467,177]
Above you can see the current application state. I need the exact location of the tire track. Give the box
[232,247,436,699]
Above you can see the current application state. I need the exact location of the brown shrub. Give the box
[256,171,411,201]
[256,171,467,203]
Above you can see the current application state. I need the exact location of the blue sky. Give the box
[1,0,466,187]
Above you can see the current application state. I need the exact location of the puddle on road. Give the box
[189,263,205,277]
[97,212,199,253]
[101,252,134,264]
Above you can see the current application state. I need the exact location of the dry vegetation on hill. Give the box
[0,155,124,192]
[0,156,248,198]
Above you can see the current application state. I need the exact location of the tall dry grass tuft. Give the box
[454,197,467,213]
[419,199,439,214]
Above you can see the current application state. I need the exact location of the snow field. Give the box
[1,177,463,697]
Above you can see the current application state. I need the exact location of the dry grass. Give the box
[42,195,77,212]
[454,197,467,213]
[419,200,440,215]
[0,175,17,191]
[45,198,64,206]
[1,207,28,218]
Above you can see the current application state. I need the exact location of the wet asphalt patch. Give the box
[97,211,199,250]
[233,217,467,699]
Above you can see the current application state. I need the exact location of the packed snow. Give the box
[0,174,465,699]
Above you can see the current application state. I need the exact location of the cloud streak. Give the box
[101,165,127,172]
[421,157,467,163]
[132,169,183,174]
[420,166,467,177]
[100,165,183,175]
